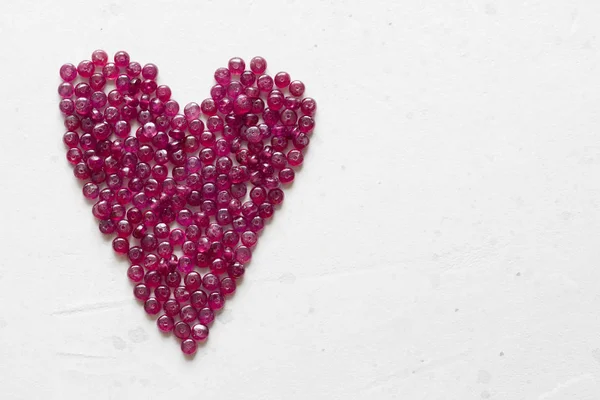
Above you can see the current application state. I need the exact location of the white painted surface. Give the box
[1,1,600,399]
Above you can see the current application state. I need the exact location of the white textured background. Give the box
[1,1,600,399]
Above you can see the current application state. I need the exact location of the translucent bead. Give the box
[250,56,267,74]
[133,284,150,301]
[77,60,95,78]
[181,339,197,355]
[59,63,77,82]
[114,51,130,67]
[214,67,231,85]
[274,71,291,88]
[157,315,174,332]
[142,63,159,80]
[257,74,274,92]
[198,307,215,325]
[91,49,108,66]
[191,324,209,341]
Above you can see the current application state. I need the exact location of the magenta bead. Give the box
[144,298,161,315]
[274,72,291,88]
[157,315,174,332]
[142,63,159,80]
[250,56,267,74]
[198,307,215,325]
[60,63,78,82]
[181,339,197,355]
[127,265,144,282]
[214,67,231,85]
[114,51,130,67]
[191,324,209,341]
[174,321,191,339]
[91,50,108,66]
[257,74,274,92]
[228,57,245,75]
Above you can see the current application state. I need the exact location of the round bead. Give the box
[164,299,180,317]
[221,277,236,295]
[234,246,252,264]
[174,321,191,339]
[180,305,197,323]
[228,57,245,74]
[289,80,305,97]
[112,237,129,254]
[191,324,209,341]
[198,307,215,325]
[60,63,77,82]
[91,50,108,66]
[142,63,159,80]
[77,60,95,78]
[133,284,150,301]
[181,339,197,355]
[114,51,130,67]
[257,74,274,92]
[301,97,317,115]
[250,56,267,74]
[157,315,174,332]
[208,291,225,310]
[127,265,144,282]
[144,298,161,315]
[274,71,291,88]
[214,67,231,85]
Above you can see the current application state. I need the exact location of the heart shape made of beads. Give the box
[58,50,316,355]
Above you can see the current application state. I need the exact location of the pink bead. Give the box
[296,113,314,131]
[60,63,78,82]
[58,82,74,98]
[89,73,107,90]
[257,74,274,92]
[250,56,267,74]
[174,321,191,339]
[274,72,291,88]
[301,97,317,115]
[214,67,231,85]
[228,57,246,75]
[198,307,215,325]
[234,246,252,264]
[184,102,201,120]
[289,80,305,97]
[157,315,174,332]
[114,51,130,67]
[240,70,256,86]
[82,182,99,199]
[191,324,209,341]
[233,94,252,115]
[287,149,303,166]
[164,299,180,317]
[127,265,144,282]
[228,262,245,279]
[144,298,161,315]
[77,60,95,78]
[180,305,197,323]
[133,284,150,301]
[241,231,258,247]
[155,285,171,302]
[126,61,142,77]
[102,63,119,80]
[208,291,225,310]
[112,237,129,254]
[181,339,197,355]
[279,167,295,183]
[221,277,236,295]
[91,49,108,66]
[142,63,159,80]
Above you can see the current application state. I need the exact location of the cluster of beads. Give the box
[59,51,316,355]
